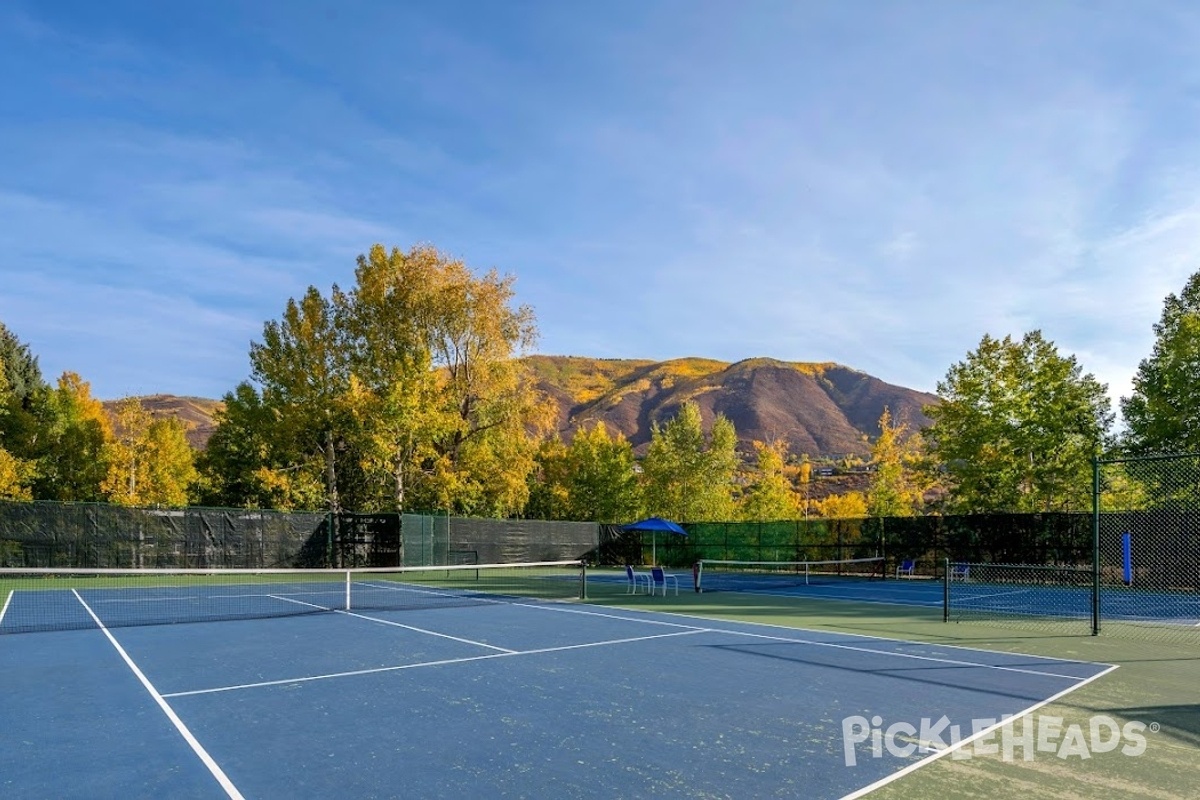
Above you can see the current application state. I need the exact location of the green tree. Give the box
[866,408,926,517]
[564,422,641,523]
[924,331,1112,513]
[526,436,572,520]
[33,372,113,501]
[203,244,545,516]
[642,401,739,522]
[196,382,312,508]
[341,245,544,516]
[0,367,34,500]
[250,286,353,511]
[740,440,799,520]
[1122,269,1200,454]
[0,322,49,466]
[1098,462,1150,511]
[0,321,47,410]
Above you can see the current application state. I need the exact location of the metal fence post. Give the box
[943,557,950,623]
[1092,457,1101,636]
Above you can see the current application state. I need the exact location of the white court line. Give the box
[510,599,1099,679]
[161,628,711,698]
[0,589,12,627]
[70,589,245,800]
[550,601,1115,669]
[957,588,1036,601]
[310,586,1089,677]
[512,601,712,630]
[355,579,500,601]
[839,662,1120,800]
[268,593,518,654]
[713,628,1091,681]
[701,586,945,609]
[336,610,517,653]
[96,589,346,604]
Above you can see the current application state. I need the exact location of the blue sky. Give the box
[3,1,1200,410]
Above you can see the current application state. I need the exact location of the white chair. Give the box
[650,566,679,596]
[625,564,650,594]
[950,563,971,581]
[896,559,915,579]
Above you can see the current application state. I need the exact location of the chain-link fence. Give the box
[943,561,1097,633]
[944,454,1200,640]
[632,519,880,569]
[400,514,599,567]
[594,515,1094,574]
[1095,452,1200,642]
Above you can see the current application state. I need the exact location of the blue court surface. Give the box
[693,573,1200,626]
[1,592,1115,799]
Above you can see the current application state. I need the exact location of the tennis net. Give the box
[694,556,885,593]
[942,562,1095,630]
[0,560,586,635]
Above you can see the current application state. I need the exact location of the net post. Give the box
[1091,456,1101,636]
[942,557,950,623]
[579,562,587,600]
[693,561,703,593]
[345,570,352,612]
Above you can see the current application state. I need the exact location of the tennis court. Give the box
[688,558,1200,627]
[1,564,1115,799]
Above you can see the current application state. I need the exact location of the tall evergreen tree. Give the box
[0,321,47,409]
[0,322,49,467]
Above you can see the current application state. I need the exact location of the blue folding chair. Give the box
[625,564,650,595]
[651,566,679,596]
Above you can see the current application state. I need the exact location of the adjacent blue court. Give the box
[1,590,1115,799]
[682,569,1200,626]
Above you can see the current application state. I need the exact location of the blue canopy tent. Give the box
[621,516,688,566]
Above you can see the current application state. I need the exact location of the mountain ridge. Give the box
[111,356,939,458]
[524,355,938,458]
